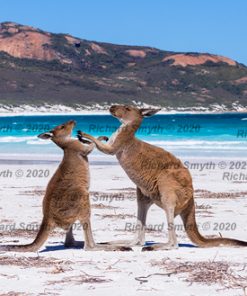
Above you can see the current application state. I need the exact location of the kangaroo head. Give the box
[109,105,161,124]
[38,120,76,146]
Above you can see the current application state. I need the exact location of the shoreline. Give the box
[0,153,246,164]
[0,110,247,117]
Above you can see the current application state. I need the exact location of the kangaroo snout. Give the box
[68,120,76,126]
[38,120,76,141]
[38,131,53,140]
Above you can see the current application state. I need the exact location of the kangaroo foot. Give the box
[102,238,144,247]
[142,242,178,251]
[85,244,133,252]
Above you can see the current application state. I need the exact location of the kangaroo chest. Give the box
[108,123,126,145]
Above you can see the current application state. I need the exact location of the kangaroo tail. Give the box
[0,220,52,252]
[180,199,247,247]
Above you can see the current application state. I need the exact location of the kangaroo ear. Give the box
[38,132,53,140]
[140,108,161,117]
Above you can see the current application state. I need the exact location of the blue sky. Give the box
[1,0,246,65]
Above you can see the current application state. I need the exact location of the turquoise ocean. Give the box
[0,113,246,159]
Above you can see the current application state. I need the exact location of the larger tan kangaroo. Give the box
[78,105,247,250]
[0,120,130,252]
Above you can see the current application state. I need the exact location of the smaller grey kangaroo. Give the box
[0,120,131,252]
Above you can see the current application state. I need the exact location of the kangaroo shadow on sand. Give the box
[145,241,197,248]
[40,241,197,253]
[40,241,85,253]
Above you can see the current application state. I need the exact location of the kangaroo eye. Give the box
[125,107,131,111]
[61,125,65,129]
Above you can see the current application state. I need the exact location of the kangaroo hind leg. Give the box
[64,225,84,248]
[105,187,153,247]
[142,189,178,251]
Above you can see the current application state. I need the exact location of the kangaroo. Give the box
[0,120,130,252]
[78,105,247,250]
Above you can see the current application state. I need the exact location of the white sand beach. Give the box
[1,1,247,295]
[0,155,247,295]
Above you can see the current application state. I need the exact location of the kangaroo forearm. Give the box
[78,136,108,155]
[94,140,117,155]
[79,132,116,154]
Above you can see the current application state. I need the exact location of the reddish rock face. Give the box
[234,76,247,84]
[0,22,58,61]
[163,53,236,67]
[90,43,108,55]
[125,49,146,58]
[0,22,237,70]
[0,22,109,63]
